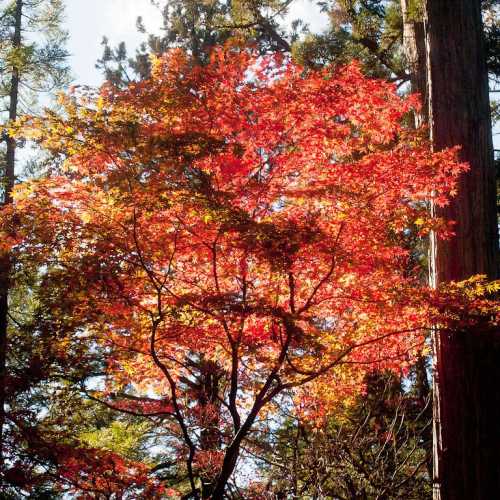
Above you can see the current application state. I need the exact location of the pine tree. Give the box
[96,0,306,86]
[0,0,69,481]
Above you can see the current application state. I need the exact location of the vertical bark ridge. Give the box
[424,1,500,498]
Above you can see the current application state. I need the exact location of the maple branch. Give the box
[228,339,241,433]
[210,237,234,338]
[281,327,424,390]
[298,222,345,314]
[209,236,242,432]
[211,316,294,497]
[153,351,200,378]
[390,424,430,482]
[288,271,296,313]
[149,319,198,496]
[240,444,287,470]
[131,207,162,292]
[160,225,179,289]
[342,339,426,365]
[81,387,174,419]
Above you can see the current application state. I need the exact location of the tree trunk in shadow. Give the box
[424,1,500,498]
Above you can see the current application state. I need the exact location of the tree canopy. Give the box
[2,46,495,497]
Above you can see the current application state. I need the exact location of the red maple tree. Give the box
[3,48,490,497]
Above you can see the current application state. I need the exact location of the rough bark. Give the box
[0,0,22,465]
[400,0,428,126]
[424,0,500,498]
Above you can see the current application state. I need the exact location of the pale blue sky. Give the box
[65,0,163,85]
[64,0,328,86]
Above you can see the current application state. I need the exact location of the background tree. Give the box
[0,2,129,495]
[251,368,431,499]
[0,0,69,475]
[97,0,309,86]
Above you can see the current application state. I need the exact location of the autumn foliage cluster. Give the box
[1,48,497,497]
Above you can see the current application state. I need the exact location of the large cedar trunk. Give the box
[424,0,500,498]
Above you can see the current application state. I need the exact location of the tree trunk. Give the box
[400,0,428,126]
[424,0,500,498]
[0,0,22,466]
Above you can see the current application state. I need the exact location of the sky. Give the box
[65,0,163,86]
[64,0,329,86]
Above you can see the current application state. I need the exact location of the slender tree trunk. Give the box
[399,5,437,491]
[424,0,500,498]
[0,0,22,466]
[400,0,428,126]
